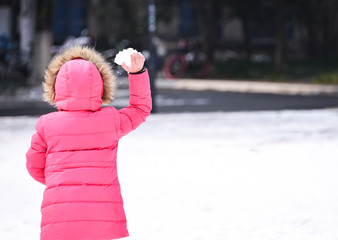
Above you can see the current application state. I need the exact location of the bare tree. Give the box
[274,0,286,71]
[196,0,222,62]
[29,0,53,86]
[20,0,36,65]
[224,0,261,60]
[290,0,338,58]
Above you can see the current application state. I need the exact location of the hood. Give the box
[43,46,115,110]
[54,59,103,111]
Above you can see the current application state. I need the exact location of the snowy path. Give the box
[0,109,338,240]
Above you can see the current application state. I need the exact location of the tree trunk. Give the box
[274,0,286,71]
[324,0,338,57]
[197,0,218,63]
[118,0,137,39]
[306,0,320,58]
[241,15,252,61]
[322,1,329,57]
[29,0,53,86]
[30,31,53,85]
[20,0,36,65]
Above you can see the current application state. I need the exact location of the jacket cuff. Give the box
[129,67,146,75]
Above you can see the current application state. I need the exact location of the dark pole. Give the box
[148,0,157,113]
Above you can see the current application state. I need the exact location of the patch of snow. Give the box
[1,109,338,240]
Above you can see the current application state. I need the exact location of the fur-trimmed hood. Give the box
[43,46,115,108]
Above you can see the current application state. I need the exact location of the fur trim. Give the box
[43,45,116,105]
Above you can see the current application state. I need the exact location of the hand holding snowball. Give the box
[114,48,145,73]
[121,52,145,73]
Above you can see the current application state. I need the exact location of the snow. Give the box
[114,48,140,67]
[1,109,338,240]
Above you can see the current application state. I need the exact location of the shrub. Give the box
[313,72,338,84]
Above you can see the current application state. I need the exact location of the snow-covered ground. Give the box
[1,109,338,240]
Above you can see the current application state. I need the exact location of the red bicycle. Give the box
[163,38,210,79]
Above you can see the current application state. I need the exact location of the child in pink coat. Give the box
[26,46,152,240]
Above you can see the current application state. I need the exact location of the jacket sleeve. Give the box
[118,68,152,138]
[26,117,47,185]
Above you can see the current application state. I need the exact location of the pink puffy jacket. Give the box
[26,58,151,240]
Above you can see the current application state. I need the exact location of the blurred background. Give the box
[1,0,338,113]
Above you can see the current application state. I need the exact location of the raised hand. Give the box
[121,52,145,74]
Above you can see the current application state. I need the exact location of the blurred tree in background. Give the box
[224,0,261,61]
[1,0,338,90]
[289,0,338,58]
[30,0,53,85]
[87,0,149,49]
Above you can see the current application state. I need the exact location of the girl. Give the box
[26,46,152,240]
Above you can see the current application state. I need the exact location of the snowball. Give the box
[114,48,139,67]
